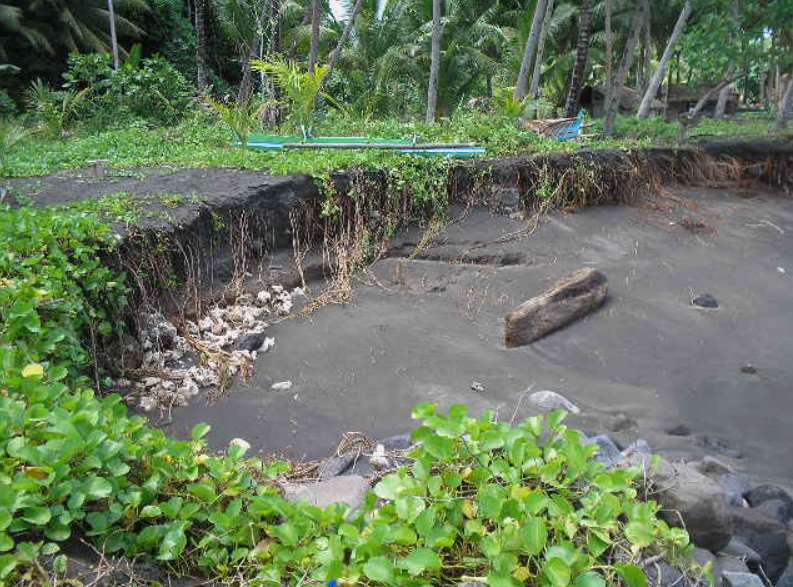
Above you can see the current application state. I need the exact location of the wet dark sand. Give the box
[164,183,793,484]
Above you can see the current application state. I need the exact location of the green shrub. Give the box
[0,90,17,119]
[60,52,195,127]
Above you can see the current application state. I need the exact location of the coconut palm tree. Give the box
[425,0,442,122]
[563,0,593,116]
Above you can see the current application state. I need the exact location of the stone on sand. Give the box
[282,475,370,513]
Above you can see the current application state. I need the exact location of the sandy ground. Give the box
[155,182,793,484]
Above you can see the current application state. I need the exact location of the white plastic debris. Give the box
[370,444,390,470]
[778,267,786,274]
[229,438,251,452]
[260,337,275,352]
[471,381,485,393]
[271,380,293,391]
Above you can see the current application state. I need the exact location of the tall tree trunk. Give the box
[640,2,651,91]
[195,0,209,93]
[237,44,257,104]
[308,0,321,73]
[604,0,613,98]
[515,0,549,101]
[637,0,692,118]
[689,75,741,119]
[714,69,735,119]
[563,0,594,117]
[714,1,739,119]
[603,0,645,136]
[530,0,555,99]
[326,0,365,79]
[107,0,120,70]
[425,0,442,123]
[776,73,793,131]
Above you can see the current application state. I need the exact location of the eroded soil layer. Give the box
[163,183,793,485]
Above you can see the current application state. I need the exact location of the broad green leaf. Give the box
[395,495,425,523]
[574,571,606,587]
[625,521,654,548]
[544,558,571,587]
[85,477,112,500]
[191,423,211,440]
[22,363,44,379]
[22,507,51,526]
[0,554,16,579]
[0,533,12,553]
[140,506,162,518]
[616,564,648,587]
[401,548,441,576]
[157,523,188,561]
[363,556,394,582]
[375,474,405,500]
[521,517,547,555]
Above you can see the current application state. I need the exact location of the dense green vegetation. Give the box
[0,203,703,584]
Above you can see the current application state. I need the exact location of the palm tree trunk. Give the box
[714,70,735,119]
[326,0,365,79]
[775,73,793,131]
[637,0,692,118]
[603,0,645,136]
[604,0,613,98]
[308,0,321,74]
[529,0,555,99]
[426,0,442,123]
[515,0,549,101]
[107,0,120,70]
[563,0,594,117]
[195,0,209,93]
[237,44,257,104]
[640,3,651,91]
[714,2,739,119]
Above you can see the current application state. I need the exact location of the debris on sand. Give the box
[528,390,580,414]
[504,267,607,347]
[470,380,485,393]
[271,380,293,391]
[120,285,296,412]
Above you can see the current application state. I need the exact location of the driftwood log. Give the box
[505,268,608,347]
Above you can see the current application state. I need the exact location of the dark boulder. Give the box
[729,505,793,583]
[235,331,268,352]
[653,461,734,553]
[692,293,719,308]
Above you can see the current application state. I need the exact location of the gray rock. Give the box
[754,499,792,525]
[775,564,793,587]
[282,475,370,514]
[504,268,608,347]
[745,484,793,511]
[693,458,750,508]
[381,433,413,451]
[585,434,624,468]
[696,456,735,477]
[653,460,734,553]
[667,424,692,437]
[645,561,687,586]
[624,439,652,455]
[729,505,793,583]
[235,331,268,352]
[528,390,580,414]
[721,572,765,587]
[718,473,752,507]
[720,538,763,568]
[317,454,355,480]
[693,293,719,309]
[714,555,750,578]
